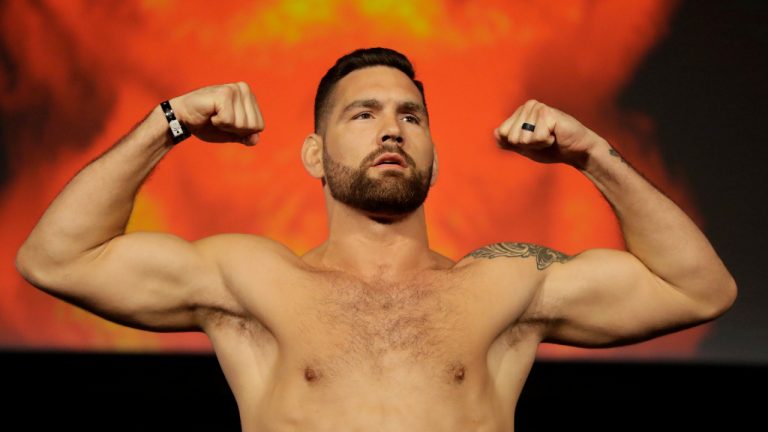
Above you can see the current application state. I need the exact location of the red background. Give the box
[2,0,709,359]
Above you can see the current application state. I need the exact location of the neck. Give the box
[305,199,438,280]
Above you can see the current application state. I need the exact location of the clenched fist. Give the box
[494,100,608,168]
[169,82,265,146]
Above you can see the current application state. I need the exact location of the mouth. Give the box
[371,153,407,169]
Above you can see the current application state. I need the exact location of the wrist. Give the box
[159,99,191,144]
[577,138,613,173]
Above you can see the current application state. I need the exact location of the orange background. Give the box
[1,0,707,359]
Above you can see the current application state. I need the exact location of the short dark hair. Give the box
[313,47,428,133]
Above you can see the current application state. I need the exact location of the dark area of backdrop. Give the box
[620,0,768,363]
[2,352,765,430]
[2,0,767,429]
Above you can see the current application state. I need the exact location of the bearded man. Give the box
[16,47,736,431]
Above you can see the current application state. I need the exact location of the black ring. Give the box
[521,122,536,132]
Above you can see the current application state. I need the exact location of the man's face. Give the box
[321,66,435,218]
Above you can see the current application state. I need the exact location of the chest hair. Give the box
[304,272,463,363]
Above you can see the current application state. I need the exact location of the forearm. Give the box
[581,140,736,302]
[17,105,173,272]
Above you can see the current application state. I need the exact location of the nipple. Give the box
[454,366,465,382]
[449,363,466,384]
[304,367,320,382]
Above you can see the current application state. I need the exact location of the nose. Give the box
[381,133,403,146]
[379,117,404,146]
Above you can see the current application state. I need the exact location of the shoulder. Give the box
[457,242,573,271]
[192,235,302,323]
[451,242,575,297]
[452,243,574,334]
[194,233,294,253]
[193,234,300,270]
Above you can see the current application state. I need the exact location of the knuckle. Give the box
[217,85,235,99]
[237,81,251,93]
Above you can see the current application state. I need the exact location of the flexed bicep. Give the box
[533,248,718,348]
[31,232,240,332]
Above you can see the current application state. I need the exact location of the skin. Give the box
[16,66,736,431]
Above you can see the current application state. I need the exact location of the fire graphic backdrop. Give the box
[1,0,702,358]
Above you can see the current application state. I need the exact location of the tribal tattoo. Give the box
[466,242,572,270]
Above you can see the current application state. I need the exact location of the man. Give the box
[16,47,736,431]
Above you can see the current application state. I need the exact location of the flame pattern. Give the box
[1,0,707,358]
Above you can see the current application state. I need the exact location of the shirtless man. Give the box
[15,47,736,431]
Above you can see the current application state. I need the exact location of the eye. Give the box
[353,112,373,120]
[403,114,421,124]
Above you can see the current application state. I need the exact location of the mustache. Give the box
[360,146,416,168]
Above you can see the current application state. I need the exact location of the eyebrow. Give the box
[340,98,427,117]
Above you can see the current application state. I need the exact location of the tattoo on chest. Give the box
[466,242,572,270]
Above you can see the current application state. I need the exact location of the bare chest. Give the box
[207,262,537,425]
[286,271,483,376]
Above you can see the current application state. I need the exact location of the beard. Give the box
[322,145,432,218]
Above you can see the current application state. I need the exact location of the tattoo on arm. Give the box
[466,242,572,270]
[608,148,628,165]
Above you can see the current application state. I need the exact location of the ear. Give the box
[301,133,324,179]
[429,148,439,186]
